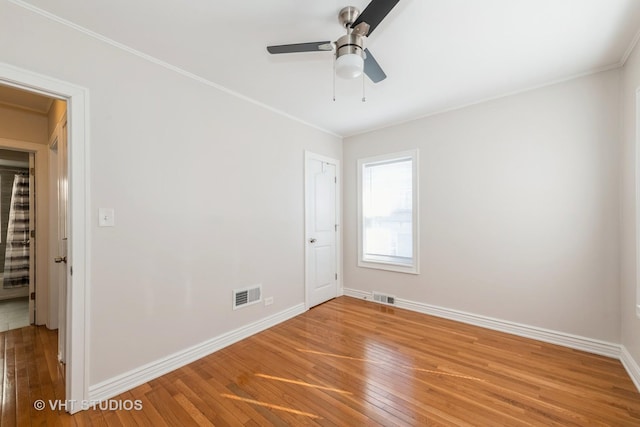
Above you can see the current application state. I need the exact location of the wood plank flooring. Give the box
[4,296,640,426]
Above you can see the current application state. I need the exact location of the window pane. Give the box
[363,158,413,264]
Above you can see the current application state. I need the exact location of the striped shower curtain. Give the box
[3,174,30,288]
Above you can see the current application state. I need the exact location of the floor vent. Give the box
[373,292,395,305]
[233,285,262,310]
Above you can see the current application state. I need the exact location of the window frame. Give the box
[357,149,419,274]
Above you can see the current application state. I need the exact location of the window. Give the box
[357,150,419,274]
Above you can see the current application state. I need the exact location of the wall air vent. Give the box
[233,285,262,310]
[373,292,395,305]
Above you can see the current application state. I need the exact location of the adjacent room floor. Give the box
[5,296,640,425]
[0,296,29,332]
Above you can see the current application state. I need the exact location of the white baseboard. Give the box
[343,288,621,359]
[89,303,306,402]
[343,288,370,300]
[621,346,640,392]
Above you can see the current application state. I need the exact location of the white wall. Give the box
[0,103,47,143]
[344,70,621,342]
[621,40,640,364]
[0,1,341,385]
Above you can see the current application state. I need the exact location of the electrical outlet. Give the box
[264,297,274,306]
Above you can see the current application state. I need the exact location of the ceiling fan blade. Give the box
[351,0,399,36]
[267,41,332,54]
[363,48,387,83]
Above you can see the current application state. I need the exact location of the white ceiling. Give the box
[17,0,640,136]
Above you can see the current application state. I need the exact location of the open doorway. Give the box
[0,62,89,412]
[0,80,70,382]
[0,84,66,333]
[0,148,33,331]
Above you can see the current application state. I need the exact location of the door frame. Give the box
[304,151,342,309]
[0,62,90,413]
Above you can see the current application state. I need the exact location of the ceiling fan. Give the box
[266,0,400,84]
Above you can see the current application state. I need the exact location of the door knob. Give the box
[309,238,317,243]
[54,256,67,264]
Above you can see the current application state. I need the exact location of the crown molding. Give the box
[7,0,340,139]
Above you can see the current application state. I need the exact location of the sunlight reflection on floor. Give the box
[220,393,321,419]
[296,347,486,382]
[254,373,352,394]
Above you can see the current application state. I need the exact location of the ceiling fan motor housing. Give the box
[336,33,365,59]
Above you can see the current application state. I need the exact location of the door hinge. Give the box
[335,224,338,232]
[30,167,35,176]
[30,292,35,300]
[70,266,73,276]
[30,230,35,238]
[334,176,337,183]
[335,273,338,280]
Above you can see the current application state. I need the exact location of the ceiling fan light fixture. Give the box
[335,33,365,79]
[336,52,364,79]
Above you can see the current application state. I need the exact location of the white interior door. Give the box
[53,119,69,363]
[305,153,338,308]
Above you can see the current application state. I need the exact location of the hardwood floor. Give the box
[4,296,640,426]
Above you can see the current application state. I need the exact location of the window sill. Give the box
[358,260,419,275]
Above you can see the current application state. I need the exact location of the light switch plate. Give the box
[99,208,115,227]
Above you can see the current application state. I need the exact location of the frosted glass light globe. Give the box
[335,53,364,79]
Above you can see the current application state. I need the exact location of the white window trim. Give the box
[357,149,419,274]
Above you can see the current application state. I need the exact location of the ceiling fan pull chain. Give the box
[362,71,366,102]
